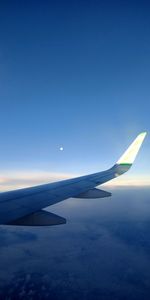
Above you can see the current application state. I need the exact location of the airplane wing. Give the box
[0,132,147,226]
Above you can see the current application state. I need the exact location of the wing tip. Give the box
[117,131,147,165]
[139,131,147,137]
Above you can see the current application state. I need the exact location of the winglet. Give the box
[117,132,147,166]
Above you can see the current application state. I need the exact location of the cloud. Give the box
[0,170,149,192]
[0,170,75,192]
[104,174,150,187]
[0,227,37,248]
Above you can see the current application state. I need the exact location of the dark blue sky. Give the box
[0,0,149,183]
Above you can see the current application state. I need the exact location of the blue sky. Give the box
[0,0,150,188]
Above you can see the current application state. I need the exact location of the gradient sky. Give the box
[0,0,150,188]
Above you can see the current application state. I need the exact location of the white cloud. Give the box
[0,170,75,192]
[104,174,150,187]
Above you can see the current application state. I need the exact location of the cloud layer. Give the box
[0,170,149,192]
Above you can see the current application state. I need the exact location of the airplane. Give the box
[0,132,147,226]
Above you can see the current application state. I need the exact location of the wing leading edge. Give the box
[0,132,147,226]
